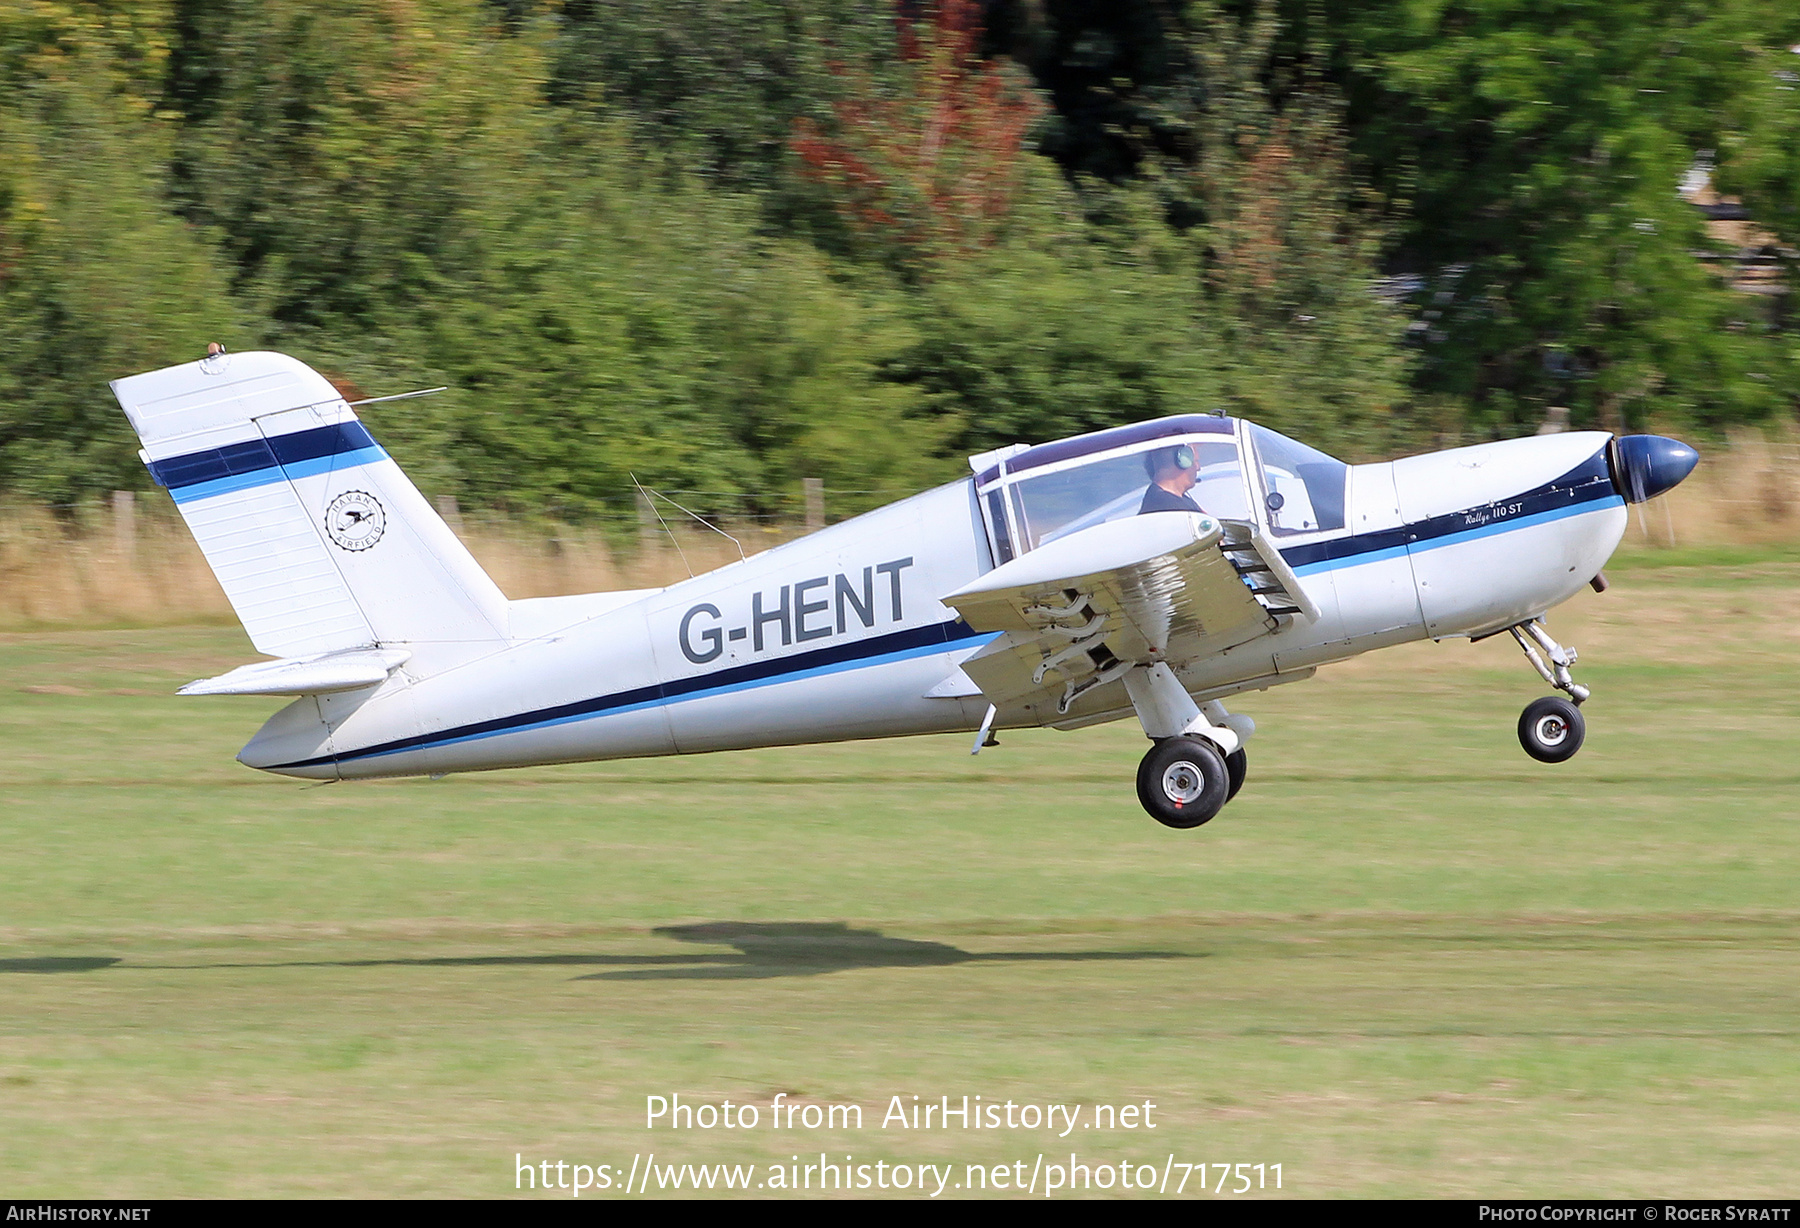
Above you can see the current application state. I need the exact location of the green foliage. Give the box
[787,4,1409,460]
[1714,31,1800,381]
[402,127,955,519]
[4,0,1794,521]
[983,0,1203,183]
[1721,38,1800,248]
[135,0,954,521]
[0,1,244,504]
[1306,0,1800,432]
[546,0,898,216]
[899,206,1224,450]
[1171,2,1412,451]
[169,0,551,330]
[894,166,1410,463]
[788,0,1045,275]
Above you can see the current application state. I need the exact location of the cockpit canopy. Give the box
[972,415,1347,563]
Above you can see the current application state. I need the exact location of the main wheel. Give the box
[1136,737,1230,828]
[1224,747,1248,804]
[1518,696,1585,763]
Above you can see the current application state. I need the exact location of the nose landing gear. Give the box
[1509,619,1588,763]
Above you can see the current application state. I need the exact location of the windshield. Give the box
[1249,424,1347,536]
[1009,438,1250,551]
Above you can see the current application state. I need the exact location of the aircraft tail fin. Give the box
[111,351,508,659]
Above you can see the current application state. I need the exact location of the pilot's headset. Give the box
[1143,443,1196,479]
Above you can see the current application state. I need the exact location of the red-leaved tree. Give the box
[790,0,1041,269]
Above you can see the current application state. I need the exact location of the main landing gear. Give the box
[1123,663,1253,828]
[1134,739,1249,828]
[1509,618,1588,764]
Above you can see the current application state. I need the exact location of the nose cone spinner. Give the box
[1612,435,1699,504]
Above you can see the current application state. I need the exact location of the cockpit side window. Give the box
[1189,443,1253,523]
[984,487,1015,564]
[1248,424,1347,536]
[1008,437,1249,551]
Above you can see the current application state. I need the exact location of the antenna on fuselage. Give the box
[643,482,748,564]
[630,472,693,578]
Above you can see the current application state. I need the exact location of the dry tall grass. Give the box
[1622,426,1800,549]
[2,430,1795,631]
[0,501,796,631]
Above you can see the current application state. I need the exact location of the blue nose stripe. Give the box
[1613,435,1699,504]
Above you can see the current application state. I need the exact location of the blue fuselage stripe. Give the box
[1280,445,1619,575]
[356,636,990,763]
[1407,495,1624,553]
[1289,542,1410,575]
[269,621,996,770]
[1286,495,1622,576]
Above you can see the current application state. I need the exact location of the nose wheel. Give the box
[1509,619,1589,763]
[1518,696,1585,763]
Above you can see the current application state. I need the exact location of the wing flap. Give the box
[922,667,984,699]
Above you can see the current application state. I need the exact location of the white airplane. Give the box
[111,350,1698,828]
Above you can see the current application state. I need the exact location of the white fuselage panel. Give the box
[242,436,1627,780]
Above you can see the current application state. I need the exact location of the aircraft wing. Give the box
[941,512,1314,716]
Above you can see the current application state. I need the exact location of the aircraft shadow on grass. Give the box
[577,923,1192,981]
[0,957,121,973]
[1,926,1190,982]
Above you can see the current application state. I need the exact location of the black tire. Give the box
[1136,737,1230,829]
[1224,747,1248,804]
[1518,696,1585,763]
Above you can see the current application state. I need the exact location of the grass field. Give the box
[2,553,1798,1198]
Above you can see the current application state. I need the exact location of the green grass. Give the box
[1604,540,1800,570]
[2,564,1798,1198]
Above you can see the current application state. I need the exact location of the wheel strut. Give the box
[1508,619,1590,706]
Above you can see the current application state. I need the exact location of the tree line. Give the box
[2,0,1795,527]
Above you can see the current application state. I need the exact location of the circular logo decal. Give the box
[324,490,386,551]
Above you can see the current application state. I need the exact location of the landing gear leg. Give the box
[1509,618,1589,706]
[1201,699,1253,803]
[1509,619,1589,763]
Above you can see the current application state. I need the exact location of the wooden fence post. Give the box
[434,494,465,535]
[112,491,135,560]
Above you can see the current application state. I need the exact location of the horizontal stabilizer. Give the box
[179,648,412,696]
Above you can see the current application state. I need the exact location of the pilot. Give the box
[1138,444,1202,514]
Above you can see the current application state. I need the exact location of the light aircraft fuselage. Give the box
[110,351,1698,827]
